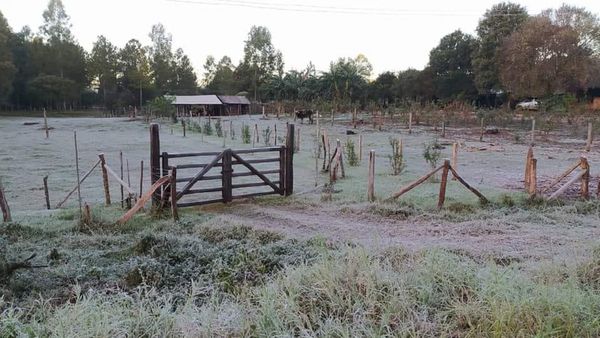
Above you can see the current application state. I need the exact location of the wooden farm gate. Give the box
[148,123,294,208]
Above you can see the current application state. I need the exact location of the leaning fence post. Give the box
[285,124,295,196]
[581,156,590,199]
[150,123,161,207]
[43,108,49,139]
[43,176,50,210]
[438,160,450,209]
[170,167,179,221]
[368,150,375,202]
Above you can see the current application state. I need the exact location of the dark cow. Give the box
[295,109,314,124]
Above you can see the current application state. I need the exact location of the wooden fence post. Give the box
[368,150,375,202]
[531,118,536,146]
[408,112,413,134]
[43,108,49,139]
[529,158,537,197]
[336,139,345,178]
[586,122,593,152]
[451,143,458,180]
[170,167,179,221]
[438,160,450,209]
[525,146,533,190]
[222,149,233,203]
[479,118,484,142]
[139,160,144,197]
[296,128,301,152]
[358,134,363,162]
[441,120,446,138]
[43,176,50,210]
[150,123,161,207]
[285,124,295,196]
[182,120,186,137]
[581,157,589,199]
[0,180,11,223]
[74,131,82,216]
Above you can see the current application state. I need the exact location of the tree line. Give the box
[1,1,599,112]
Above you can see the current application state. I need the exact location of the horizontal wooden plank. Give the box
[231,191,279,200]
[184,187,223,194]
[233,146,284,154]
[176,163,223,169]
[232,181,280,189]
[231,169,280,178]
[233,157,280,165]
[177,199,225,207]
[166,151,223,158]
[176,174,222,183]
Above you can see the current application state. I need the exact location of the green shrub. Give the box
[242,125,251,144]
[388,137,404,175]
[423,138,442,170]
[203,120,213,136]
[215,119,223,137]
[345,138,359,166]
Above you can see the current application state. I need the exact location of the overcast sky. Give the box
[2,0,600,80]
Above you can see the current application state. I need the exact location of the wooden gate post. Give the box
[279,146,286,195]
[150,123,161,207]
[285,124,295,196]
[98,153,111,205]
[222,149,233,202]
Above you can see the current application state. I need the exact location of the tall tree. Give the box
[149,23,175,94]
[472,2,528,93]
[429,30,477,100]
[499,16,592,97]
[89,35,118,108]
[38,0,87,109]
[119,39,152,107]
[542,4,600,57]
[206,56,236,94]
[172,48,197,94]
[0,10,16,106]
[241,26,284,100]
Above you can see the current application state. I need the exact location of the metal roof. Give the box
[171,95,222,105]
[218,95,251,105]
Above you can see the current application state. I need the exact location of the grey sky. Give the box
[2,0,600,80]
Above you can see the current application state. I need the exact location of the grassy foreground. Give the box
[1,201,600,337]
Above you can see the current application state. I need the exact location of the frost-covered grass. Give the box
[3,234,600,337]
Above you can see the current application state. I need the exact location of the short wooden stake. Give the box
[0,179,11,222]
[99,154,111,205]
[408,112,413,134]
[274,124,277,145]
[451,143,458,180]
[120,151,124,208]
[586,122,593,152]
[529,158,537,197]
[531,119,536,146]
[182,120,186,137]
[139,160,144,197]
[479,118,484,142]
[368,150,375,202]
[82,203,92,225]
[438,160,450,209]
[358,134,363,162]
[43,108,49,138]
[43,176,50,210]
[581,157,590,199]
[331,109,334,126]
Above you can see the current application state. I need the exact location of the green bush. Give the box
[203,120,213,136]
[242,125,251,144]
[215,119,223,137]
[388,137,404,175]
[345,138,359,166]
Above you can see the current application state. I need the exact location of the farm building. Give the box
[170,95,250,116]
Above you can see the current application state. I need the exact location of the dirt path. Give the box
[210,202,600,265]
